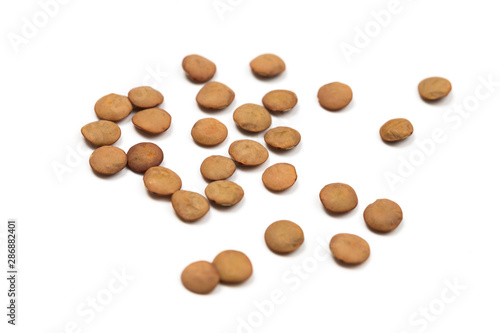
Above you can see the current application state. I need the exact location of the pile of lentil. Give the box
[81,53,452,294]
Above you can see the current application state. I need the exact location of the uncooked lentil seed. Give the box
[127,142,164,173]
[212,250,252,283]
[81,120,121,146]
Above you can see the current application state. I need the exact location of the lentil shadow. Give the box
[91,168,128,180]
[420,92,453,106]
[267,109,296,117]
[201,174,235,183]
[265,144,302,156]
[209,198,245,213]
[196,103,232,115]
[234,125,266,138]
[333,256,369,269]
[184,73,215,85]
[250,70,288,83]
[133,126,173,140]
[235,161,269,171]
[174,209,211,225]
[366,220,405,236]
[322,205,360,219]
[192,138,226,149]
[266,241,306,257]
[319,99,355,113]
[146,190,172,202]
[219,274,255,287]
[381,133,415,148]
[263,180,299,195]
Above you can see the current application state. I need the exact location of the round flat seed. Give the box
[262,90,297,112]
[418,77,452,101]
[320,183,358,213]
[132,108,172,134]
[89,146,127,175]
[94,93,133,121]
[171,190,210,222]
[264,126,301,150]
[317,82,353,111]
[200,155,236,180]
[233,103,272,133]
[250,54,286,77]
[81,120,121,146]
[205,180,244,206]
[265,220,304,254]
[127,142,163,173]
[262,163,297,191]
[364,199,403,232]
[143,166,182,196]
[330,233,370,265]
[212,250,252,283]
[380,118,413,142]
[182,54,216,83]
[191,118,228,146]
[181,261,220,294]
[196,82,235,110]
[128,86,164,109]
[228,140,269,166]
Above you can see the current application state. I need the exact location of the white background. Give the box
[1,0,500,332]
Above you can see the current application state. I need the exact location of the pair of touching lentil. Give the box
[182,250,253,294]
[82,52,452,294]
